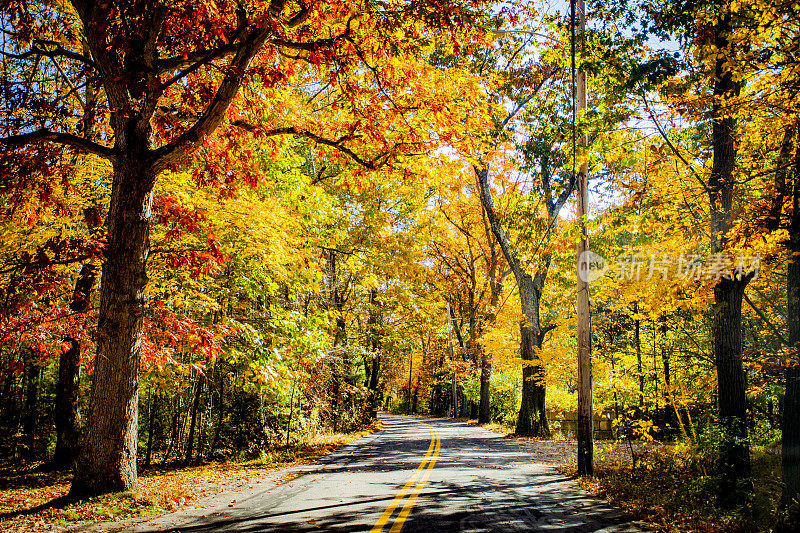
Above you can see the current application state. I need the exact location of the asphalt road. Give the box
[127,414,645,532]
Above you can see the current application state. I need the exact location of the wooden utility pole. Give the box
[574,0,594,476]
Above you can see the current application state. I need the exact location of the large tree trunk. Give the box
[782,245,800,510]
[780,127,800,518]
[71,160,157,496]
[714,279,751,503]
[707,9,751,506]
[515,322,548,436]
[514,273,550,437]
[53,339,82,467]
[369,356,380,394]
[475,166,555,438]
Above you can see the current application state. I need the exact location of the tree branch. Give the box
[1,42,97,69]
[475,164,523,284]
[151,28,273,171]
[270,18,352,52]
[1,129,116,161]
[284,2,312,27]
[542,323,557,336]
[743,292,789,345]
[155,5,247,73]
[232,121,380,170]
[155,42,239,73]
[641,91,710,193]
[497,70,553,136]
[0,254,93,275]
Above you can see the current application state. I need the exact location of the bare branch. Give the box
[0,254,93,275]
[641,91,710,193]
[498,69,554,135]
[1,42,97,69]
[233,121,380,170]
[155,5,247,73]
[285,2,312,27]
[1,129,116,161]
[475,164,523,281]
[156,43,239,73]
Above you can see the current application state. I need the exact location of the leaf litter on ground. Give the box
[0,424,380,533]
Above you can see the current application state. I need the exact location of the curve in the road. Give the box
[124,414,647,532]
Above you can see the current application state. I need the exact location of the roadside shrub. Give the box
[489,371,520,426]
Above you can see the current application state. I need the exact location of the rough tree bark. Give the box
[515,273,550,437]
[777,126,800,522]
[707,8,751,506]
[72,158,158,493]
[784,231,800,513]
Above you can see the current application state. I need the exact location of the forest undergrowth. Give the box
[0,422,380,533]
[571,442,781,533]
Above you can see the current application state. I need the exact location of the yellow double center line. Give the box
[370,422,441,533]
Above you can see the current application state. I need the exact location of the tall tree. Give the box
[430,184,507,423]
[1,0,489,496]
[703,3,752,504]
[476,162,573,436]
